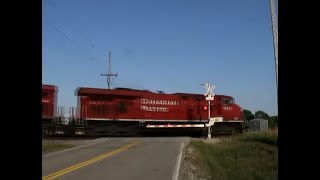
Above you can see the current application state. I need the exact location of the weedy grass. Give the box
[189,129,278,180]
[42,141,75,154]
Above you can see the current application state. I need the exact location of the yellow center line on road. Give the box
[42,141,139,180]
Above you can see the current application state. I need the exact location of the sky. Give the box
[42,0,278,116]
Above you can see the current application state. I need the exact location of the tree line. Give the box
[243,109,278,129]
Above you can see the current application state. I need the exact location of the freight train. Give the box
[42,84,245,136]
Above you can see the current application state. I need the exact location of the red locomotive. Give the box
[42,84,58,134]
[74,87,244,135]
[42,84,58,119]
[42,84,245,136]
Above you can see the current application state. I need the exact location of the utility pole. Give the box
[101,51,118,89]
[269,0,278,93]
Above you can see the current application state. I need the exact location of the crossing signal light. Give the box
[203,105,208,111]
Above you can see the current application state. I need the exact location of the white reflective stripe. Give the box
[85,118,208,122]
[222,120,243,122]
[146,124,205,128]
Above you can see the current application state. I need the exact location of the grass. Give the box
[42,141,75,154]
[189,129,278,180]
[239,128,278,146]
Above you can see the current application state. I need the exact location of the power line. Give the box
[46,21,97,61]
[44,1,99,54]
[48,22,81,48]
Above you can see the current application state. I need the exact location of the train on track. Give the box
[42,84,246,137]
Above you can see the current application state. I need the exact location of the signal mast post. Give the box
[202,83,215,139]
[208,98,211,139]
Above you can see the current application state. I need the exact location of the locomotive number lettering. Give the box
[223,106,232,110]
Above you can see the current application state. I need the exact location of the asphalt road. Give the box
[42,137,190,180]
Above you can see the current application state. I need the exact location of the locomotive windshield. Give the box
[221,98,234,105]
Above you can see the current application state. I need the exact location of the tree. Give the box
[269,116,278,129]
[254,110,270,120]
[243,109,255,121]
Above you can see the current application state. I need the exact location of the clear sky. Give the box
[42,0,278,116]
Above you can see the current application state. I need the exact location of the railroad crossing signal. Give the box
[203,83,215,98]
[201,82,215,139]
[206,96,214,100]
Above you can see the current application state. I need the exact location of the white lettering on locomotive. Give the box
[140,98,178,106]
[140,105,169,112]
[139,98,177,112]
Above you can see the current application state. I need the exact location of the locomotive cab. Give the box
[218,96,243,121]
[210,95,244,134]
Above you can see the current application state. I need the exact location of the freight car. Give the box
[72,87,244,136]
[42,84,58,134]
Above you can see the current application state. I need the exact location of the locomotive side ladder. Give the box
[51,106,65,135]
[75,106,87,135]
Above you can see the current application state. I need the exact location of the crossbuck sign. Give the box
[203,83,215,99]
